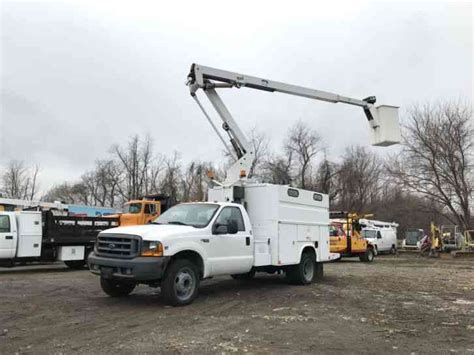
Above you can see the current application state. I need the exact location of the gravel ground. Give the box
[0,255,473,354]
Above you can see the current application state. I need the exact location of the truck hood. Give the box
[100,224,199,241]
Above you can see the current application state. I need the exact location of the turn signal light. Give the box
[141,241,164,257]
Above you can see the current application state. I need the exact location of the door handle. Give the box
[5,236,13,240]
[246,237,250,246]
[201,238,210,243]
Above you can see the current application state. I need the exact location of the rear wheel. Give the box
[286,252,315,285]
[359,248,375,262]
[161,259,199,306]
[231,268,256,280]
[100,278,136,297]
[64,260,86,269]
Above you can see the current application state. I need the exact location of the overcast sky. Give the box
[1,0,472,192]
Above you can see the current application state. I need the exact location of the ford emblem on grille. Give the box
[108,243,116,249]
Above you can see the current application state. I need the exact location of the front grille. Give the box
[96,234,140,258]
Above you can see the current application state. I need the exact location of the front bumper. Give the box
[88,253,170,281]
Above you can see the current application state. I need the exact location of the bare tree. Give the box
[111,135,161,201]
[312,154,338,200]
[333,146,383,212]
[263,153,293,185]
[247,126,270,179]
[42,182,88,204]
[285,121,323,189]
[388,101,473,230]
[160,152,182,204]
[1,161,40,200]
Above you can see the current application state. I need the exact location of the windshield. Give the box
[153,203,219,228]
[123,203,142,214]
[362,230,377,239]
[406,230,422,244]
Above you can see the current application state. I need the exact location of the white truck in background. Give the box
[0,210,118,269]
[88,63,400,306]
[360,219,399,255]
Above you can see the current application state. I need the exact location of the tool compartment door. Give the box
[278,223,298,265]
[17,212,42,257]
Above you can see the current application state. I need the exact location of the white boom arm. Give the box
[187,63,400,185]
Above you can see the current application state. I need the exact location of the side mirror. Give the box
[213,224,228,235]
[377,232,382,239]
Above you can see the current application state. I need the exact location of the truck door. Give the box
[208,206,253,275]
[144,203,158,224]
[376,230,385,251]
[0,213,16,259]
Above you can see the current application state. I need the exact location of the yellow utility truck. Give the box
[110,195,172,226]
[330,211,375,262]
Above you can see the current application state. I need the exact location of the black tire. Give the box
[231,268,256,280]
[64,260,86,269]
[100,278,136,297]
[359,248,375,262]
[313,262,324,282]
[286,252,315,285]
[161,259,199,306]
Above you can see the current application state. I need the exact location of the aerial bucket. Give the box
[370,105,401,147]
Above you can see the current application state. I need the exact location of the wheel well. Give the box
[301,246,316,261]
[172,250,204,278]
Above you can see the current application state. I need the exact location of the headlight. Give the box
[141,241,163,257]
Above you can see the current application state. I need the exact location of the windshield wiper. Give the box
[167,221,188,226]
[150,222,163,225]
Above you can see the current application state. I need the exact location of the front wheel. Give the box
[161,259,200,306]
[100,278,136,297]
[286,252,315,285]
[359,248,375,262]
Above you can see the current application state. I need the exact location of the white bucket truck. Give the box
[88,64,400,306]
[360,219,399,255]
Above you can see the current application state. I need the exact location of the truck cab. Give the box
[107,196,172,227]
[0,212,17,259]
[119,200,161,226]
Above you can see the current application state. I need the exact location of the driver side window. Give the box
[0,215,10,233]
[215,207,245,232]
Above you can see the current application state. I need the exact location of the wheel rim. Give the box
[368,250,374,261]
[303,258,314,281]
[174,268,195,301]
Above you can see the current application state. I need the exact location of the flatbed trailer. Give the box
[0,210,119,269]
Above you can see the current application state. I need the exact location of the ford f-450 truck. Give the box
[88,63,399,305]
[89,184,334,306]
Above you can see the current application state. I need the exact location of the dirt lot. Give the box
[0,255,473,354]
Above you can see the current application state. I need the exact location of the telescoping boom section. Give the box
[187,63,400,184]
